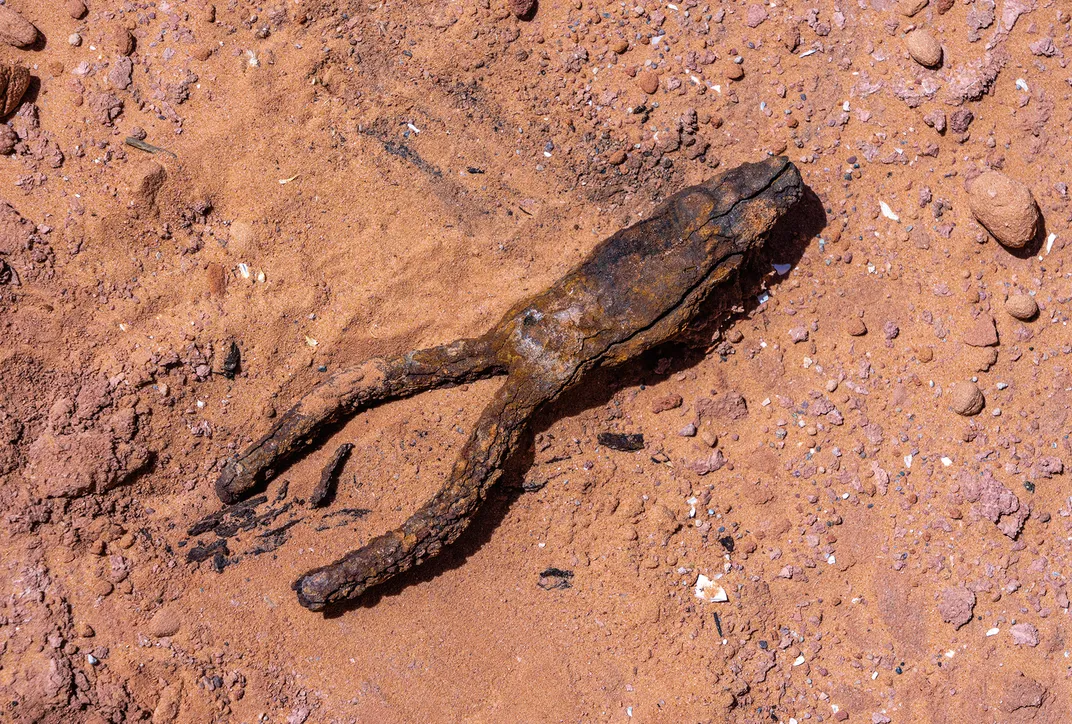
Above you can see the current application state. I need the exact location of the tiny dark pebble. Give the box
[598,432,645,451]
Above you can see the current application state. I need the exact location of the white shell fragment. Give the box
[880,201,900,221]
[694,574,728,602]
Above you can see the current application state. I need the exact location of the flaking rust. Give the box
[213,157,804,611]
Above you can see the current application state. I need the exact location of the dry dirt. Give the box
[2,0,1071,722]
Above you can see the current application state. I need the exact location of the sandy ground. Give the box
[1,0,1071,721]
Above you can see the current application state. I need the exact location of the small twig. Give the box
[309,443,354,508]
[125,136,177,158]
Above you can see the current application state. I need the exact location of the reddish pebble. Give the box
[637,70,659,94]
[509,0,536,19]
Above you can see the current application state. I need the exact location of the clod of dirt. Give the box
[938,586,975,628]
[114,27,135,56]
[508,0,536,19]
[148,607,182,638]
[651,393,683,413]
[962,315,997,347]
[895,0,928,16]
[846,317,867,336]
[66,0,88,20]
[905,30,942,68]
[0,64,30,117]
[1001,674,1046,712]
[1004,294,1038,320]
[968,171,1040,249]
[1010,622,1039,647]
[0,5,38,47]
[949,381,984,416]
[124,161,167,209]
[637,70,659,95]
[0,198,34,253]
[0,124,16,155]
[726,63,745,81]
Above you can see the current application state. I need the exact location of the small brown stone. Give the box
[962,315,998,347]
[148,607,182,638]
[1004,294,1038,320]
[916,346,933,362]
[637,70,659,94]
[968,172,1040,249]
[610,38,628,54]
[193,45,213,62]
[114,27,135,56]
[0,5,38,47]
[934,0,954,12]
[0,124,15,154]
[905,29,942,67]
[726,63,745,81]
[206,263,227,296]
[949,381,984,416]
[508,0,536,19]
[0,64,30,117]
[67,0,89,19]
[607,149,627,165]
[846,317,867,336]
[895,0,929,16]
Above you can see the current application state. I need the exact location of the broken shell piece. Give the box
[695,574,728,602]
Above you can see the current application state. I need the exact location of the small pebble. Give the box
[726,63,744,81]
[67,0,89,20]
[637,70,659,94]
[949,381,985,416]
[968,172,1041,249]
[114,27,135,56]
[846,317,867,336]
[69,33,82,47]
[1004,294,1038,320]
[896,0,929,16]
[905,29,942,67]
[509,0,536,18]
[611,38,628,54]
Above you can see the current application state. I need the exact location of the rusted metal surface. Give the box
[214,156,804,610]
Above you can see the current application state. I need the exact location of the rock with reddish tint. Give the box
[968,172,1040,249]
[686,449,726,475]
[962,470,1027,538]
[0,124,15,154]
[905,30,942,67]
[895,0,928,15]
[938,587,975,628]
[637,70,659,94]
[789,326,809,343]
[949,109,973,133]
[114,27,135,56]
[1010,622,1039,646]
[1004,294,1037,320]
[67,0,88,19]
[109,56,134,91]
[923,110,946,133]
[1029,38,1057,57]
[0,5,38,47]
[651,394,683,414]
[696,392,748,421]
[0,198,35,254]
[745,4,768,27]
[1001,673,1046,712]
[962,316,997,347]
[949,381,984,416]
[847,317,867,336]
[509,0,536,19]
